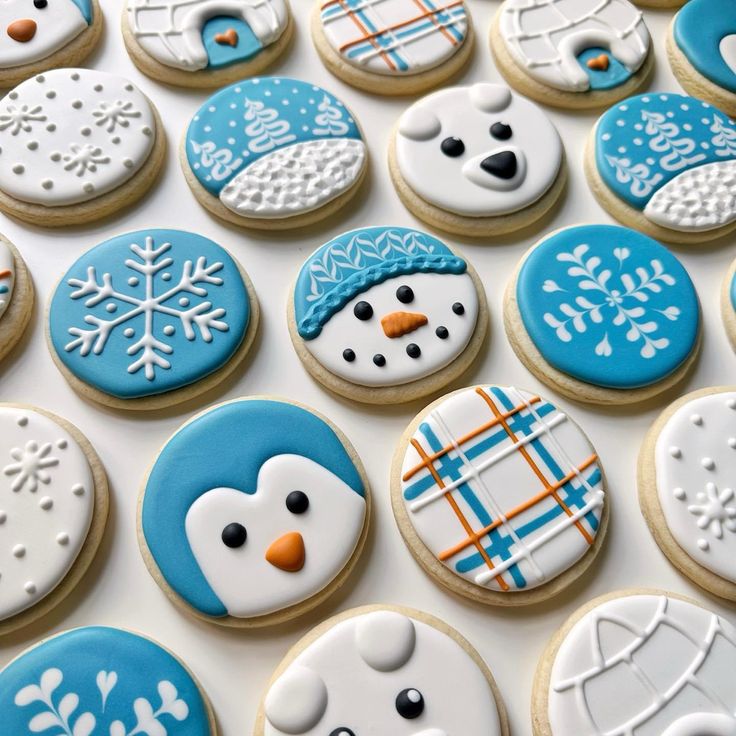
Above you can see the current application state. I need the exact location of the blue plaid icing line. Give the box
[401,385,604,591]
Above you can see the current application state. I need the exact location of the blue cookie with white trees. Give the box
[184,77,367,228]
[48,229,257,407]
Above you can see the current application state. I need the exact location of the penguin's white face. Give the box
[184,454,366,618]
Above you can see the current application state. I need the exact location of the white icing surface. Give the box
[655,392,736,584]
[395,83,562,216]
[0,69,156,207]
[263,610,503,735]
[0,241,15,323]
[548,594,736,735]
[0,406,94,621]
[721,35,736,78]
[184,454,366,618]
[219,138,366,219]
[126,0,289,71]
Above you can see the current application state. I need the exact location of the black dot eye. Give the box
[286,490,309,514]
[435,326,449,339]
[396,285,414,304]
[343,348,355,362]
[373,354,386,367]
[406,343,421,359]
[452,302,465,315]
[34,0,48,7]
[441,137,465,157]
[491,122,512,140]
[221,522,247,548]
[396,688,424,719]
[354,301,373,320]
[329,730,355,736]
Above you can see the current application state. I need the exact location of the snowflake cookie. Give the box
[0,626,214,735]
[507,224,700,405]
[139,397,370,626]
[48,229,257,409]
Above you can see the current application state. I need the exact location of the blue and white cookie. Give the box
[586,92,736,244]
[47,229,258,410]
[182,77,367,229]
[505,224,701,405]
[139,397,370,627]
[723,257,736,350]
[0,234,34,365]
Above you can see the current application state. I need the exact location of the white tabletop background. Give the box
[1,1,735,733]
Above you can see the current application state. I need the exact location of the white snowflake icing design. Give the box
[688,482,736,542]
[0,104,46,135]
[92,100,141,133]
[63,144,111,176]
[3,440,60,493]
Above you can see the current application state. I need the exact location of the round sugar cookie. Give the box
[311,0,474,96]
[288,226,488,405]
[182,76,368,230]
[391,384,608,606]
[389,82,566,237]
[0,626,216,734]
[0,68,166,227]
[47,229,259,411]
[0,404,108,635]
[532,589,736,736]
[138,396,371,628]
[639,387,736,602]
[491,0,654,110]
[123,0,294,89]
[586,92,736,244]
[0,234,34,365]
[505,225,701,405]
[255,605,509,736]
[722,257,736,349]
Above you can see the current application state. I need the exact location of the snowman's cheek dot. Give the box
[354,301,373,320]
[343,348,356,362]
[452,302,465,315]
[396,285,414,304]
[406,343,421,359]
[373,354,386,367]
[221,522,247,548]
[435,326,449,339]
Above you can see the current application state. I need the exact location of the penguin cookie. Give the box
[0,234,34,365]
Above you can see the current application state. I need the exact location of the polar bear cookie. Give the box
[723,258,736,349]
[491,0,653,109]
[47,229,259,411]
[586,93,736,244]
[0,627,215,734]
[0,234,34,365]
[391,385,607,606]
[533,590,736,736]
[257,606,509,736]
[505,225,701,405]
[183,77,367,229]
[139,397,370,627]
[389,83,565,237]
[289,226,488,405]
[123,0,294,88]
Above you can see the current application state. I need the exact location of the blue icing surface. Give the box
[142,399,365,617]
[517,225,700,389]
[0,627,211,734]
[48,229,250,400]
[731,269,736,312]
[674,0,736,93]
[577,47,632,91]
[202,16,262,69]
[595,93,736,210]
[186,77,363,196]
[70,0,92,24]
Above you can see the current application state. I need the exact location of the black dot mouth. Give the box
[373,353,386,367]
[406,343,421,359]
[436,325,449,339]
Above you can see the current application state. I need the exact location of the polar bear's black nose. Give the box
[480,151,517,179]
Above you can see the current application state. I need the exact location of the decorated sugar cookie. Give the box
[183,77,367,229]
[389,83,565,237]
[587,93,736,244]
[289,227,488,405]
[0,404,108,634]
[533,590,736,736]
[257,606,509,736]
[312,0,474,95]
[0,627,215,734]
[722,257,736,349]
[491,0,653,109]
[123,0,294,88]
[139,397,370,627]
[506,225,701,405]
[391,385,607,606]
[0,235,34,364]
[47,229,258,410]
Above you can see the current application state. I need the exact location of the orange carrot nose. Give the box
[381,311,428,338]
[7,19,37,43]
[265,531,305,572]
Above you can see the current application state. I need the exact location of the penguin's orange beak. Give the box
[265,531,305,572]
[381,311,428,338]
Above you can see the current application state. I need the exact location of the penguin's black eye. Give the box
[221,522,247,548]
[34,0,48,7]
[396,285,414,304]
[354,301,373,320]
[329,729,356,736]
[441,137,465,157]
[396,689,424,719]
[286,490,309,514]
[491,122,512,140]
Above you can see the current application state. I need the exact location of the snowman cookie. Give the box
[289,227,488,405]
[47,229,259,411]
[0,234,34,365]
[0,626,216,734]
[182,77,367,230]
[389,83,566,237]
[505,225,701,405]
[311,0,474,96]
[533,589,736,736]
[123,0,294,89]
[256,605,509,736]
[139,397,370,627]
[586,93,736,244]
[0,69,166,227]
[722,257,736,349]
[0,404,108,635]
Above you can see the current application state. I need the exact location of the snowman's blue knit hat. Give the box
[294,227,467,340]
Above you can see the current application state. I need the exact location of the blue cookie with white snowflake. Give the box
[47,229,258,409]
[182,77,367,229]
[0,626,214,734]
[588,92,736,243]
[506,224,701,405]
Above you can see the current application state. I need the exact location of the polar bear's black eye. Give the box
[441,137,465,157]
[491,122,513,140]
[34,0,48,7]
[396,688,424,719]
[354,301,373,320]
[286,490,309,514]
[221,523,247,548]
[329,729,356,736]
[396,285,414,303]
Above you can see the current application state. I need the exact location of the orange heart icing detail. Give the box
[587,53,610,72]
[214,28,239,47]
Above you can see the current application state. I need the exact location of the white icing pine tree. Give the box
[312,94,349,137]
[189,140,242,182]
[642,110,705,172]
[604,154,663,198]
[243,97,296,155]
[711,114,736,157]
